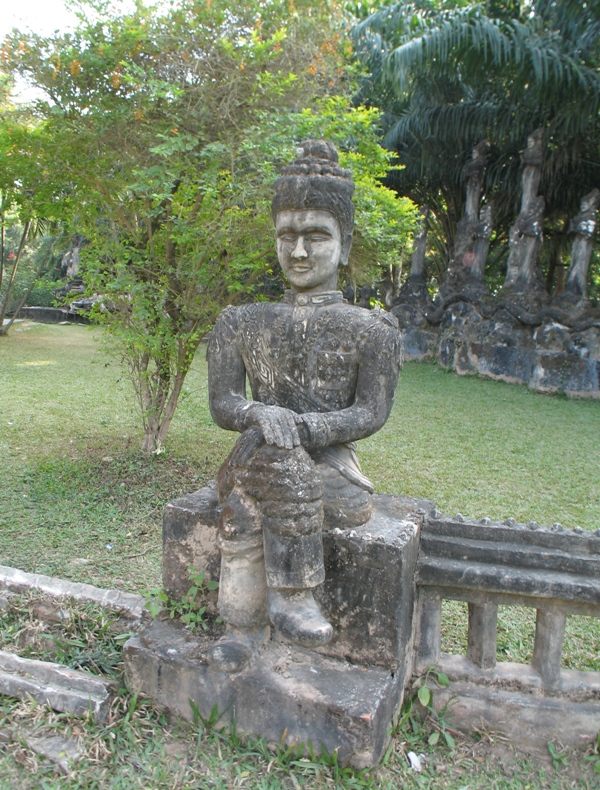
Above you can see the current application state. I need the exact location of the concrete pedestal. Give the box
[125,486,433,766]
[125,619,401,768]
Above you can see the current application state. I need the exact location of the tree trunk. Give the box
[0,221,31,333]
[138,336,203,453]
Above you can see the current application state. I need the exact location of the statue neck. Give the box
[283,290,344,307]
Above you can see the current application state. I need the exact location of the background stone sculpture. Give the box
[563,188,600,302]
[443,140,491,297]
[504,129,546,296]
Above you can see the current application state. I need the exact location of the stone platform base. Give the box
[432,655,600,749]
[125,619,401,768]
[129,488,434,766]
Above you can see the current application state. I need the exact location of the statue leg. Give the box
[208,438,271,673]
[239,443,333,647]
[209,433,332,670]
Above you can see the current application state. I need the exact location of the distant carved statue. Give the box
[504,129,546,291]
[206,141,402,672]
[563,188,600,300]
[443,140,490,296]
[471,202,494,282]
[408,206,429,284]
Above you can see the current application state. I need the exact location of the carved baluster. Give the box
[467,602,498,669]
[414,590,442,673]
[531,608,567,687]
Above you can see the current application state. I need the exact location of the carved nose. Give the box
[291,237,308,259]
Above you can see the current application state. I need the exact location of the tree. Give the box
[0,96,64,335]
[352,0,600,290]
[4,0,416,452]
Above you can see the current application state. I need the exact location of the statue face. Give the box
[276,210,341,294]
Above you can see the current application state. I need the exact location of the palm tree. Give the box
[352,0,600,289]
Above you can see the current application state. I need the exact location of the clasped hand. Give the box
[247,404,302,449]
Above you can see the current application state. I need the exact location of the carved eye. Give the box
[278,234,297,243]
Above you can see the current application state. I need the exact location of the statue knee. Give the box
[239,443,324,505]
[317,462,372,529]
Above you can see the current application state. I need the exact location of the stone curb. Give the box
[0,566,146,621]
[0,650,116,722]
[24,732,82,775]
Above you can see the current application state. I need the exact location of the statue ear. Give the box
[339,233,352,266]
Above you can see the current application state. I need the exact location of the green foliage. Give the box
[407,667,456,751]
[3,0,415,451]
[0,211,64,333]
[144,566,220,631]
[352,0,600,285]
[548,742,569,770]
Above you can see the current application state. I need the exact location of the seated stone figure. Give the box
[207,140,402,672]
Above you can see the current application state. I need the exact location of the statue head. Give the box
[272,140,355,267]
[580,188,600,213]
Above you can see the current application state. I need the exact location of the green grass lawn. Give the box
[0,321,599,789]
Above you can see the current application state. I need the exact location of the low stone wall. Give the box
[393,296,600,398]
[16,306,89,324]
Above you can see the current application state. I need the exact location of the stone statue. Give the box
[442,140,490,296]
[504,129,546,291]
[564,188,600,300]
[206,140,402,672]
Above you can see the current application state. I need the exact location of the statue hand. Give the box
[247,404,301,450]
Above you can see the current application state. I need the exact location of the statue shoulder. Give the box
[357,305,401,334]
[357,306,403,364]
[207,305,246,357]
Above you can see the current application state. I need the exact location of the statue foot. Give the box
[207,626,269,673]
[266,588,333,647]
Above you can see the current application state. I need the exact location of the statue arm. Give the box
[207,308,301,448]
[207,312,252,433]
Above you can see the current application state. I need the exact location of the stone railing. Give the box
[413,512,600,747]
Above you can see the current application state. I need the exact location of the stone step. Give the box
[0,565,146,622]
[0,650,116,721]
[125,618,401,769]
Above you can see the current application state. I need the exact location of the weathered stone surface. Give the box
[201,140,405,656]
[316,494,430,672]
[503,129,546,292]
[432,301,600,397]
[0,565,146,621]
[125,618,402,768]
[413,512,600,749]
[530,350,599,396]
[431,655,600,749]
[24,733,82,774]
[163,487,431,670]
[162,484,220,607]
[0,650,115,720]
[417,513,600,610]
[442,141,491,297]
[402,328,437,360]
[561,188,600,301]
